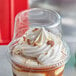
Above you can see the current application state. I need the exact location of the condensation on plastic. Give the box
[13,11,29,39]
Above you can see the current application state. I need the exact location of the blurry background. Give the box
[0,0,76,76]
[29,0,76,76]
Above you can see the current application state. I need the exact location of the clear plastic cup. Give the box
[8,8,70,76]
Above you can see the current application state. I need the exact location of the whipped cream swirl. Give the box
[12,27,66,66]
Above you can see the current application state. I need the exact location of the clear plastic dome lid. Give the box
[13,8,61,39]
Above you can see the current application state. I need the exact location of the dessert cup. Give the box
[8,8,70,76]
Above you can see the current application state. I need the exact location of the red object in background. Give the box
[0,0,28,45]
